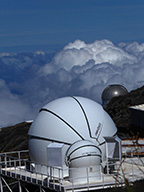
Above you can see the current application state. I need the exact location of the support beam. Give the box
[0,176,3,192]
[19,181,22,192]
[2,177,13,192]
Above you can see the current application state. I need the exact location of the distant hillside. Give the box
[106,85,144,136]
[0,122,31,153]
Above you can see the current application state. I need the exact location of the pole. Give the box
[19,181,22,192]
[0,176,3,192]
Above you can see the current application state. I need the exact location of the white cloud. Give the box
[118,41,144,55]
[0,98,33,127]
[52,47,92,70]
[45,39,137,72]
[34,50,45,56]
[1,39,144,127]
[0,52,11,57]
[0,79,34,127]
[64,39,86,50]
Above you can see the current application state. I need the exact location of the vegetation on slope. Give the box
[106,85,144,136]
[0,122,31,152]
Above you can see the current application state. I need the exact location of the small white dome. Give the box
[65,140,101,168]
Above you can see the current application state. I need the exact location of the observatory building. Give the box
[28,96,121,183]
[1,96,144,192]
[102,84,128,108]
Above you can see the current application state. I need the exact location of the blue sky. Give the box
[1,0,144,52]
[1,0,144,127]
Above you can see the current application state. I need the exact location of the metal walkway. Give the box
[0,147,144,191]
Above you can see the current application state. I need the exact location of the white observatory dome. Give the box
[28,96,117,166]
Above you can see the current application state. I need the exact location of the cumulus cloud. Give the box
[0,79,34,127]
[48,39,137,71]
[1,39,144,127]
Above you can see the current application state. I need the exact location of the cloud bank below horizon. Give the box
[1,39,144,127]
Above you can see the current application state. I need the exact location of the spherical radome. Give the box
[102,84,128,108]
[28,96,117,165]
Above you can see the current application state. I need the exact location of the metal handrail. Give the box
[0,151,65,190]
[0,150,144,191]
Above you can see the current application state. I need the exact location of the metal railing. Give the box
[0,151,64,191]
[0,150,144,191]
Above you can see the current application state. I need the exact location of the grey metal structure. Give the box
[129,104,144,135]
[102,84,128,108]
